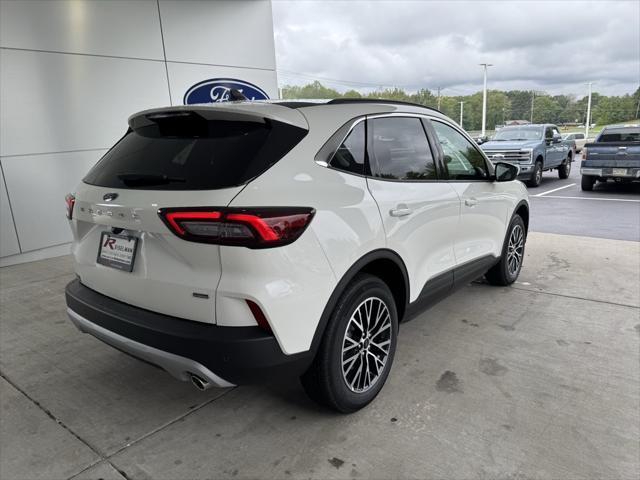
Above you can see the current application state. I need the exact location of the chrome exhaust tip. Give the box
[189,373,209,391]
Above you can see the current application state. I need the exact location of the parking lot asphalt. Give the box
[1,226,639,479]
[528,159,640,241]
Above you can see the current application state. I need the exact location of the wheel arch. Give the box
[514,200,529,234]
[308,249,409,355]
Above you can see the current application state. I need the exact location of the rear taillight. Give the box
[581,147,587,160]
[158,207,315,248]
[65,193,75,220]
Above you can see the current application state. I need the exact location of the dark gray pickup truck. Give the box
[581,124,640,191]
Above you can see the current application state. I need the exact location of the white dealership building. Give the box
[0,0,278,265]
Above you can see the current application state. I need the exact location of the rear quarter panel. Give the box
[225,106,387,354]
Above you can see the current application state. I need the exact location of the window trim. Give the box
[328,119,369,176]
[426,118,495,182]
[314,116,371,177]
[314,111,495,183]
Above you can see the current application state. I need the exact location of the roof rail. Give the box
[327,98,441,113]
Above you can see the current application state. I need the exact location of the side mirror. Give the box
[552,133,562,144]
[475,138,484,145]
[494,162,519,182]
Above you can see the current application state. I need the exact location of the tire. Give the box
[526,161,543,188]
[301,274,398,413]
[558,155,571,179]
[581,175,595,191]
[485,214,526,286]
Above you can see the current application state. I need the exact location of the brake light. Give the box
[158,207,315,248]
[164,211,222,235]
[65,193,75,220]
[581,147,587,160]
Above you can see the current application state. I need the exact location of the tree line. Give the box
[282,81,640,131]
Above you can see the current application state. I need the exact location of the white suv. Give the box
[65,99,529,412]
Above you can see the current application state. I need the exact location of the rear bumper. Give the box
[580,167,640,179]
[65,279,313,386]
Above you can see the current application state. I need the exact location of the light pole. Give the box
[459,101,465,129]
[530,91,536,123]
[585,82,593,138]
[480,63,493,137]
[436,86,442,110]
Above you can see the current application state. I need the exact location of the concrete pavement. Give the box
[1,232,638,479]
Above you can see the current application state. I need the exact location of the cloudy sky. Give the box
[272,0,640,97]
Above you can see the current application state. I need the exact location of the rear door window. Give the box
[368,117,437,180]
[83,114,307,190]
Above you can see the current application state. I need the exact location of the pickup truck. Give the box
[481,124,573,187]
[580,124,640,191]
[563,132,587,152]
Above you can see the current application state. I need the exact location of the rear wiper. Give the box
[117,173,186,186]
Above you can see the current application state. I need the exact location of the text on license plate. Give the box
[97,232,138,272]
[612,168,627,176]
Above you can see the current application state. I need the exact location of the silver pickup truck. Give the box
[580,124,640,191]
[481,124,573,187]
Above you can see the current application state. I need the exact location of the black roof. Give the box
[272,101,322,109]
[274,98,441,113]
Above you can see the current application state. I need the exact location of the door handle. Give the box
[465,198,478,207]
[389,207,413,217]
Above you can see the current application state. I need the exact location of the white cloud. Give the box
[272,0,640,96]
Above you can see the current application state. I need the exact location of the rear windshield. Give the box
[83,115,307,190]
[598,127,640,143]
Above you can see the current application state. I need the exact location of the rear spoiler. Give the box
[128,102,309,132]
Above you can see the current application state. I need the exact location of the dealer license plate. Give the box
[97,232,138,272]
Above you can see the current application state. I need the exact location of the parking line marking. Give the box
[533,195,640,203]
[534,183,576,197]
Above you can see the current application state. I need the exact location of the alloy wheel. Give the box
[507,224,525,276]
[341,297,392,393]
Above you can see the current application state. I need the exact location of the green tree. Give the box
[531,95,561,124]
[281,81,341,99]
[280,81,638,130]
[342,89,362,98]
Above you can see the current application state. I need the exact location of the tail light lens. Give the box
[65,193,76,220]
[158,207,315,248]
[581,147,587,160]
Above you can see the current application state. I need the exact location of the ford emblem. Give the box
[183,78,269,105]
[103,193,119,202]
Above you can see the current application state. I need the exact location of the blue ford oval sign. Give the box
[183,78,269,105]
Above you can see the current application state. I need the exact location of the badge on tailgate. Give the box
[97,232,139,272]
